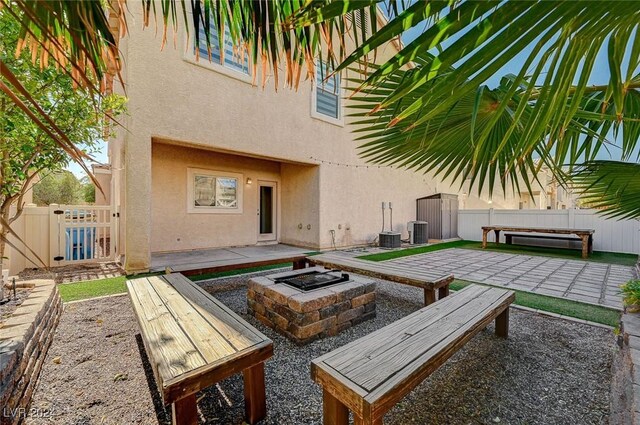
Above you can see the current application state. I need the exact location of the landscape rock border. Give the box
[0,279,61,425]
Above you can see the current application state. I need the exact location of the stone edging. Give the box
[621,312,640,424]
[0,279,62,425]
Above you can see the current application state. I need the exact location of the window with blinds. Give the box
[196,21,249,75]
[314,62,341,120]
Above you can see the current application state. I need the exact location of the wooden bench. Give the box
[311,284,515,425]
[482,225,594,258]
[127,273,273,425]
[307,254,454,306]
[505,232,582,246]
[172,255,308,277]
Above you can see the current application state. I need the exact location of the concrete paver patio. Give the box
[375,248,634,309]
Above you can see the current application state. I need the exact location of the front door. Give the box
[258,181,277,242]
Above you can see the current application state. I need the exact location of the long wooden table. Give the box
[307,254,454,305]
[127,273,273,424]
[312,284,515,424]
[481,225,595,258]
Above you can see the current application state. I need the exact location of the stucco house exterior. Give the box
[102,7,565,274]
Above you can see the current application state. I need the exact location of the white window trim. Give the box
[182,15,253,85]
[311,70,344,127]
[187,168,244,214]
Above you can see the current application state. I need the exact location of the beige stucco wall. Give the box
[151,142,285,252]
[114,5,522,271]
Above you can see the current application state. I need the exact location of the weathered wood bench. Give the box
[307,254,454,305]
[311,284,515,425]
[127,273,273,425]
[505,232,582,246]
[482,225,594,258]
[172,255,308,277]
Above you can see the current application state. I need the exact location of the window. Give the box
[312,62,342,125]
[187,17,250,78]
[187,169,243,214]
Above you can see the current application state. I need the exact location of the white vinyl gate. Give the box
[49,205,117,265]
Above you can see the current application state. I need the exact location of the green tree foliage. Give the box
[0,13,125,264]
[81,176,96,204]
[33,171,83,206]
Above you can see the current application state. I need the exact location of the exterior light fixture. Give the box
[246,178,252,185]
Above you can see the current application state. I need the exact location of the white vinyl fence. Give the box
[459,209,640,254]
[4,204,116,275]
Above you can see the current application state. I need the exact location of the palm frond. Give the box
[300,1,640,194]
[570,161,640,220]
[347,52,640,198]
[142,0,386,88]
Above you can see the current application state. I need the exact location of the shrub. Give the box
[621,279,640,311]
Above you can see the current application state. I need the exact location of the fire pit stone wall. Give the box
[247,267,376,344]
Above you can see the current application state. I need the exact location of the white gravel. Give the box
[29,271,615,424]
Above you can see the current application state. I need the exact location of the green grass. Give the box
[189,262,293,281]
[451,279,620,327]
[358,240,638,266]
[59,262,297,301]
[357,240,474,261]
[59,276,128,302]
[57,258,621,326]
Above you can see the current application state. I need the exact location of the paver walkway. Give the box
[378,248,633,309]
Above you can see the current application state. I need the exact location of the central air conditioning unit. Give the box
[379,232,401,248]
[408,221,429,244]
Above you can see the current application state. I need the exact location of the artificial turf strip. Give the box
[451,280,620,327]
[57,272,620,327]
[59,277,128,302]
[188,262,293,281]
[357,240,473,262]
[358,240,638,266]
[58,263,296,301]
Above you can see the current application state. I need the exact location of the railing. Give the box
[49,205,116,265]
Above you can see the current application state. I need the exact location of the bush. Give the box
[621,279,640,311]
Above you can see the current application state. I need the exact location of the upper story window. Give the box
[312,62,343,125]
[188,18,250,77]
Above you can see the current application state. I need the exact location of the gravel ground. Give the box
[27,271,615,425]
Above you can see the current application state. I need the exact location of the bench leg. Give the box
[482,230,488,248]
[323,389,349,425]
[494,230,501,244]
[243,363,267,424]
[495,308,509,338]
[354,415,383,425]
[293,259,307,270]
[172,394,198,425]
[438,285,450,300]
[580,235,589,259]
[424,288,437,306]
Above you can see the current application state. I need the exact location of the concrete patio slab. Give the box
[331,247,634,310]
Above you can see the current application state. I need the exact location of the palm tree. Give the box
[292,1,640,218]
[3,0,640,218]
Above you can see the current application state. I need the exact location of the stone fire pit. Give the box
[247,267,376,344]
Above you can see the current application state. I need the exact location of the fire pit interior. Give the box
[273,270,350,291]
[248,267,376,344]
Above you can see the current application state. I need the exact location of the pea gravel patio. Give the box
[26,271,615,425]
[358,248,633,309]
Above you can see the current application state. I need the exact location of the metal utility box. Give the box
[379,232,401,248]
[407,221,429,244]
[416,194,459,240]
